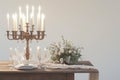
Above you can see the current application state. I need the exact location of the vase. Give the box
[64,56,79,65]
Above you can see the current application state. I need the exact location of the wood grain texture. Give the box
[89,73,99,80]
[66,73,74,80]
[0,73,69,80]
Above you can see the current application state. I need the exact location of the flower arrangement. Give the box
[48,36,83,64]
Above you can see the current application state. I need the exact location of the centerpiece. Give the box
[48,36,83,65]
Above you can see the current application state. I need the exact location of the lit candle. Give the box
[7,13,10,31]
[38,6,41,14]
[30,13,33,25]
[37,13,40,31]
[37,6,41,30]
[22,14,26,32]
[14,13,18,31]
[31,6,34,25]
[26,5,29,23]
[41,13,45,31]
[12,14,15,31]
[30,13,34,26]
[16,14,18,31]
[14,13,17,31]
[19,6,22,25]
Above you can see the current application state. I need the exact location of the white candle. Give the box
[37,6,41,30]
[7,13,10,31]
[22,14,26,32]
[12,14,15,31]
[38,6,41,14]
[19,6,22,25]
[26,5,29,23]
[37,13,40,31]
[14,13,18,31]
[30,13,33,25]
[31,6,34,25]
[41,13,45,31]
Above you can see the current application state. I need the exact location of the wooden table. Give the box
[0,61,99,80]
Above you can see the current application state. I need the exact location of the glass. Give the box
[43,48,51,63]
[36,47,51,69]
[9,48,18,67]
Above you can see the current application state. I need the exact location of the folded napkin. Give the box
[45,63,96,69]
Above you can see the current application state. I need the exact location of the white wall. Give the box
[0,0,120,80]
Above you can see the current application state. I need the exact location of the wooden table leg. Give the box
[89,73,99,80]
[66,73,74,80]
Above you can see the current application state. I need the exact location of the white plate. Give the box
[14,64,37,70]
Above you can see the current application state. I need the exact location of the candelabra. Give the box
[7,23,45,60]
[6,5,46,63]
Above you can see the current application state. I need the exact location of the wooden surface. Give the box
[0,61,99,80]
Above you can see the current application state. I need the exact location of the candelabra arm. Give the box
[19,31,24,40]
[35,31,45,40]
[30,31,35,39]
[6,31,14,40]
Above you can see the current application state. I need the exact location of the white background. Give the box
[0,0,120,80]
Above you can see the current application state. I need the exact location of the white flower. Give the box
[60,58,64,63]
[60,48,64,53]
[73,51,76,54]
[58,52,61,55]
[69,50,72,53]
